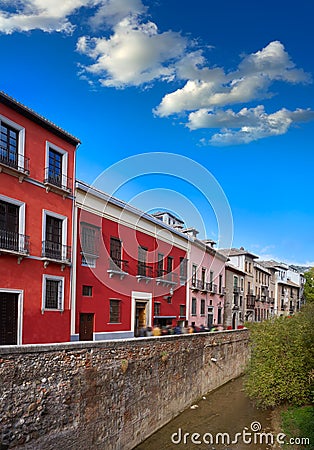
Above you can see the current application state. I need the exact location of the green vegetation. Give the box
[245,304,314,409]
[281,406,314,449]
[304,267,314,303]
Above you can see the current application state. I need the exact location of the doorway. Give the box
[207,307,213,329]
[79,313,94,341]
[0,292,18,345]
[135,301,147,337]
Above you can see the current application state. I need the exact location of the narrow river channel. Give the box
[134,376,275,450]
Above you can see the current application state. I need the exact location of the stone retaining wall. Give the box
[0,330,249,449]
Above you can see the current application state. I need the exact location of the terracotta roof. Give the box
[0,91,81,146]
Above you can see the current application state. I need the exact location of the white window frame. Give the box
[0,114,25,169]
[81,254,96,268]
[0,194,26,236]
[42,274,64,312]
[45,141,68,183]
[42,209,67,247]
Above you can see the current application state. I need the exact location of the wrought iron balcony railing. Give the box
[137,263,153,278]
[246,294,256,310]
[42,241,71,263]
[155,269,178,284]
[109,257,129,273]
[0,229,30,254]
[44,168,72,193]
[0,146,30,175]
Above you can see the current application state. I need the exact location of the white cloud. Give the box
[155,41,311,117]
[0,0,94,34]
[89,0,146,28]
[0,0,146,34]
[77,16,187,88]
[195,107,314,146]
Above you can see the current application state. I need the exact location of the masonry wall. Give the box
[0,330,249,450]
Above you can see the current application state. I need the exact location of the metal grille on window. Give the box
[81,224,100,256]
[110,300,120,323]
[45,279,62,309]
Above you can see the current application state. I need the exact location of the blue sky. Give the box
[1,0,314,265]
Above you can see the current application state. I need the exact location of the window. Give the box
[249,263,252,273]
[157,253,164,277]
[154,302,161,316]
[0,200,18,251]
[138,246,150,276]
[0,195,27,253]
[0,115,26,172]
[200,299,205,316]
[217,308,222,325]
[45,215,62,259]
[191,297,197,316]
[45,142,69,191]
[219,274,223,293]
[192,265,197,286]
[80,222,100,267]
[109,299,120,323]
[82,285,93,296]
[0,122,18,168]
[209,270,214,290]
[42,210,68,262]
[201,268,206,289]
[240,277,244,291]
[179,257,187,281]
[166,256,173,281]
[245,261,248,272]
[43,276,64,311]
[233,276,238,289]
[110,237,122,268]
[180,304,186,317]
[167,256,173,273]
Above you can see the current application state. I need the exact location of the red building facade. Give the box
[72,181,189,341]
[0,92,80,344]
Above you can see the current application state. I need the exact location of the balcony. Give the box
[210,283,218,294]
[0,229,30,259]
[0,147,30,180]
[42,241,71,267]
[246,294,256,310]
[107,257,129,279]
[233,286,240,294]
[219,286,226,296]
[191,278,203,291]
[156,269,178,287]
[44,168,72,194]
[137,263,153,283]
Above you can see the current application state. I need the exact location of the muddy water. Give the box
[135,377,275,450]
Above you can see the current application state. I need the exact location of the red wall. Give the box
[76,209,187,336]
[0,102,76,344]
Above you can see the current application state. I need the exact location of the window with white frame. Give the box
[45,142,69,191]
[191,297,197,316]
[42,210,68,261]
[0,114,26,172]
[42,275,64,311]
[80,222,100,268]
[0,194,27,253]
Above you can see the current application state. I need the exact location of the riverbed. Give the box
[134,376,275,450]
